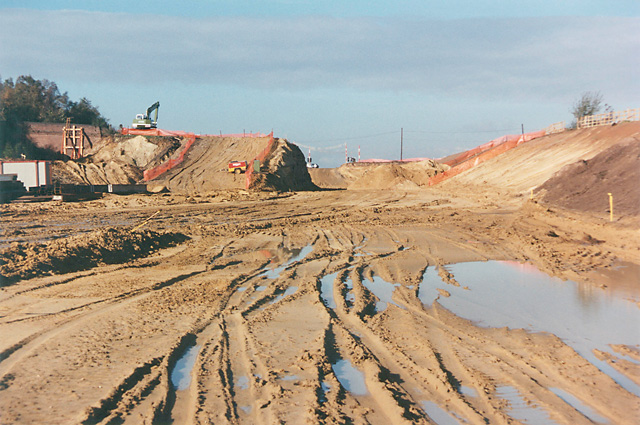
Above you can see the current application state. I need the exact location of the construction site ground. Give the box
[0,123,639,424]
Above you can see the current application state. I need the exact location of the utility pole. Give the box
[400,128,403,161]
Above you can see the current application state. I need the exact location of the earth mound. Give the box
[537,137,640,217]
[0,228,189,285]
[309,159,445,190]
[250,138,318,191]
[53,135,182,185]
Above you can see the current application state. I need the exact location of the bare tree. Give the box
[570,91,603,126]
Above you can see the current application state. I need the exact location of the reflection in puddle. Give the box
[362,276,403,312]
[270,286,298,304]
[262,245,313,279]
[495,386,556,424]
[170,344,201,391]
[422,261,640,396]
[418,266,443,305]
[549,388,608,423]
[235,375,249,390]
[320,272,339,309]
[419,401,462,425]
[459,385,477,398]
[332,359,368,396]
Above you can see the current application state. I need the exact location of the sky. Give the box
[1,1,639,166]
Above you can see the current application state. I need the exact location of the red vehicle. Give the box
[228,160,247,174]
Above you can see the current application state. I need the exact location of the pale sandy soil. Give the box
[1,123,639,424]
[1,184,638,424]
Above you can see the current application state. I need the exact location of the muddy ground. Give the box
[1,181,639,424]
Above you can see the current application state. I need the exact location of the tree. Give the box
[0,75,112,158]
[571,91,603,124]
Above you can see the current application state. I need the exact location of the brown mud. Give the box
[0,123,639,424]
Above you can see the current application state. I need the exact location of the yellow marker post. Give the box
[608,193,613,222]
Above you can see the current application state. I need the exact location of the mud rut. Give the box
[0,191,638,425]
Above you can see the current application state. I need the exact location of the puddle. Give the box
[459,385,477,397]
[362,276,404,312]
[280,374,299,381]
[424,261,640,396]
[344,278,355,306]
[255,286,267,292]
[320,272,339,309]
[235,375,249,390]
[549,387,608,423]
[239,405,252,414]
[419,401,462,425]
[170,344,201,391]
[495,385,556,424]
[236,286,248,292]
[270,286,298,304]
[319,380,332,403]
[418,266,443,305]
[262,245,313,279]
[331,359,368,396]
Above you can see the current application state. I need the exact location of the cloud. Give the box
[1,9,638,102]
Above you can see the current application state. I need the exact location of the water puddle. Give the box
[270,286,298,304]
[362,276,404,312]
[235,375,249,390]
[459,385,477,398]
[344,278,355,307]
[418,266,443,305]
[549,387,608,423]
[255,286,267,292]
[495,385,556,424]
[262,245,313,279]
[279,374,299,381]
[421,261,640,396]
[419,401,462,425]
[239,405,252,414]
[320,272,339,309]
[170,344,201,391]
[331,359,368,396]
[236,286,248,292]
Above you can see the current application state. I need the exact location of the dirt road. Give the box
[1,184,638,424]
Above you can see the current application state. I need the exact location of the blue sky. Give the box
[2,1,639,166]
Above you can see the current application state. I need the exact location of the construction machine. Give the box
[132,101,160,129]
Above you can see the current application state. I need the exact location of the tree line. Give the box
[0,75,112,159]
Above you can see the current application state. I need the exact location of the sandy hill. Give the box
[442,122,640,194]
[309,159,446,190]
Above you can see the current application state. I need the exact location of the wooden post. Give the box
[400,128,403,161]
[608,193,613,222]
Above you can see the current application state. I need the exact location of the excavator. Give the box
[132,101,159,129]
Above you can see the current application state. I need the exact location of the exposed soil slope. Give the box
[250,138,318,191]
[537,138,640,217]
[309,159,445,190]
[442,121,640,194]
[53,135,182,185]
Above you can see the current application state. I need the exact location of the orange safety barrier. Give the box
[429,130,545,186]
[245,132,275,189]
[121,127,273,182]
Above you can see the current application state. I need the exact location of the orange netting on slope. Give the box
[120,128,273,182]
[245,132,275,189]
[429,130,545,186]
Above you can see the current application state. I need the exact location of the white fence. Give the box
[578,108,640,129]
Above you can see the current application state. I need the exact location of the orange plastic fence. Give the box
[245,132,275,189]
[120,128,273,182]
[429,130,545,186]
[143,133,197,181]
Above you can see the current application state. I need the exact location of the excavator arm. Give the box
[146,101,159,124]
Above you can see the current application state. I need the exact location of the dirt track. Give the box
[1,124,639,424]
